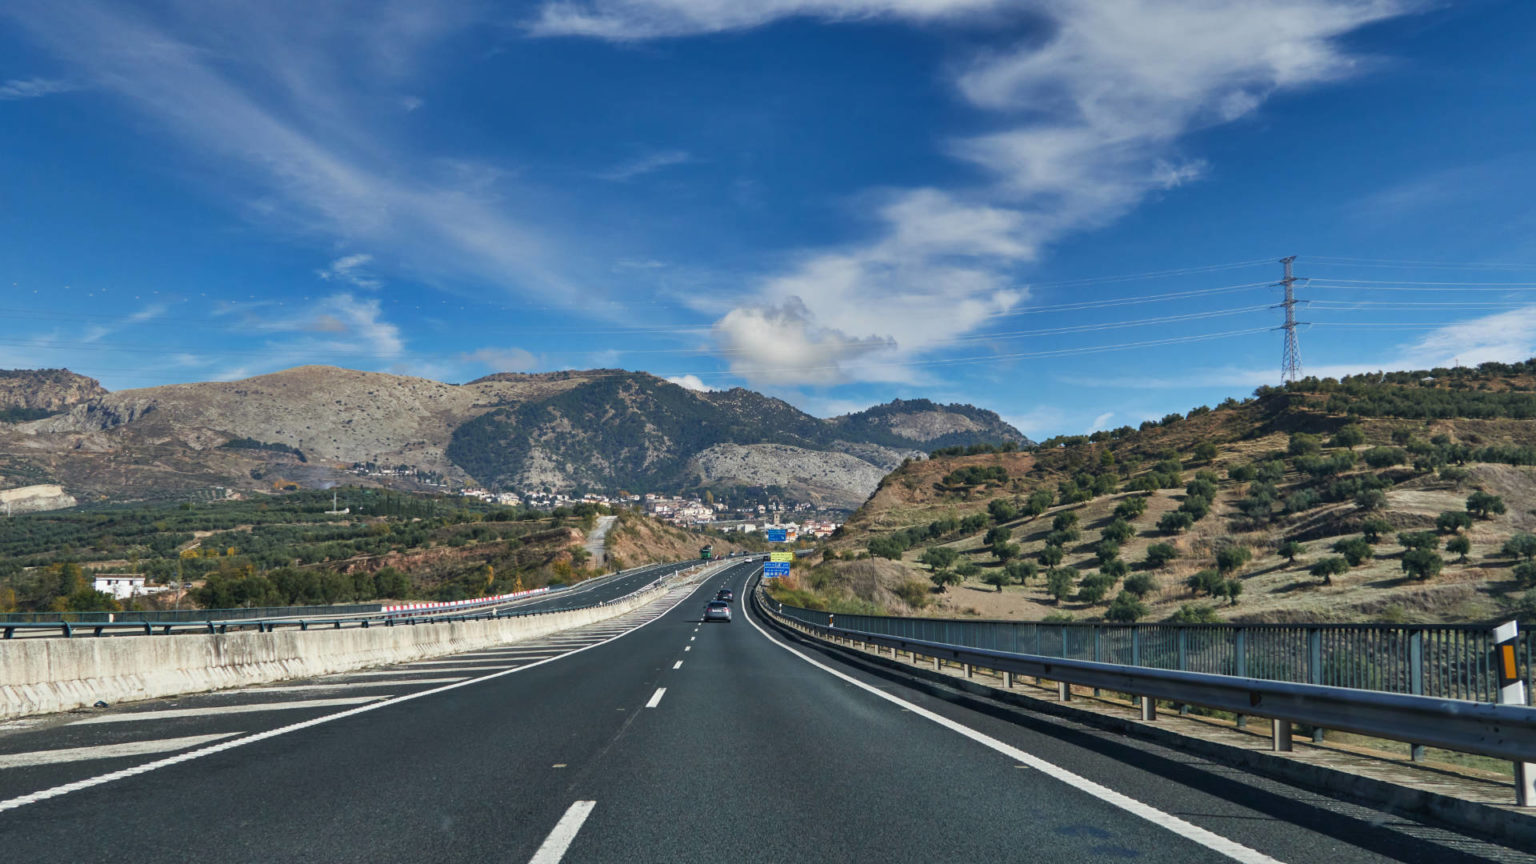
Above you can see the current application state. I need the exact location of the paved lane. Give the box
[1,560,1527,863]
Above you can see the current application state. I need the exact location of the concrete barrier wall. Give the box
[0,578,679,720]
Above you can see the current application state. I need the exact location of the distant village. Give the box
[454,488,841,539]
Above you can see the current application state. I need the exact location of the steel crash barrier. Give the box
[756,588,1536,806]
[1,561,703,640]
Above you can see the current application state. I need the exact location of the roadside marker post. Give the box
[1493,620,1534,806]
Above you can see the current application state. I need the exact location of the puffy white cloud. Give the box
[665,374,713,391]
[712,298,896,386]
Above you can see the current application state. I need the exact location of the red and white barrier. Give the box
[381,586,552,615]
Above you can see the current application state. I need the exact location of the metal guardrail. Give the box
[769,606,1536,706]
[1,560,702,639]
[757,588,1536,804]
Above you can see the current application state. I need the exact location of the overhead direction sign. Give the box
[763,562,791,578]
[765,528,788,543]
[769,551,793,563]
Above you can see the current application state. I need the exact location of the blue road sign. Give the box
[765,528,788,543]
[763,562,791,578]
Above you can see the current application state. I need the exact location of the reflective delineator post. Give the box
[1493,620,1534,806]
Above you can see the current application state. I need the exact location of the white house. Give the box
[93,574,156,600]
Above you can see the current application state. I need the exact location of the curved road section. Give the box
[0,560,1528,862]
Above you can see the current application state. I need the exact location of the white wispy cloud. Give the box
[0,77,78,100]
[1059,306,1536,393]
[1087,411,1114,433]
[536,0,1413,388]
[81,303,168,344]
[596,149,693,181]
[461,346,541,372]
[4,1,576,306]
[238,293,404,360]
[317,253,382,289]
[529,0,1002,39]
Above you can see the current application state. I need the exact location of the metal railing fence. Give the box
[771,605,1535,706]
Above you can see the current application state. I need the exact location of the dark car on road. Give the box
[715,588,734,603]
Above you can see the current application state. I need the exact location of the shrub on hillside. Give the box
[1332,537,1374,567]
[1106,591,1149,622]
[1310,556,1350,585]
[1401,548,1443,581]
[1167,603,1222,624]
[1123,573,1157,598]
[1158,512,1195,535]
[1144,542,1179,568]
[1101,518,1135,544]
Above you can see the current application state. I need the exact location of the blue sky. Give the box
[3,0,1535,439]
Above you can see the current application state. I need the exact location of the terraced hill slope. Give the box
[782,360,1536,625]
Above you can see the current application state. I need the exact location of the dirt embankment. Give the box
[603,511,748,569]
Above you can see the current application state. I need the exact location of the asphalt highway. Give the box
[0,559,1529,863]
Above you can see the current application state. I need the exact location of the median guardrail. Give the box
[755,584,1536,806]
[1,560,700,639]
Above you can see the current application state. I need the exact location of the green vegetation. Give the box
[219,438,307,461]
[0,489,624,613]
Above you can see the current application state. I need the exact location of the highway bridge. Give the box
[1,559,1532,862]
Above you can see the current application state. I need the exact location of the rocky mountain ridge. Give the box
[0,365,1027,508]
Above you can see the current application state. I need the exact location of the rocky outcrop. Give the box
[0,484,77,514]
[688,443,893,509]
[0,369,107,416]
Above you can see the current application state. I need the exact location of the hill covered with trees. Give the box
[772,360,1536,626]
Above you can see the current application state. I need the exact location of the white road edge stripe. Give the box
[528,800,596,864]
[0,572,722,815]
[0,733,241,769]
[645,688,666,708]
[71,697,386,724]
[743,587,1281,864]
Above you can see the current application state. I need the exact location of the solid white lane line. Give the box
[645,688,666,708]
[527,800,597,864]
[247,678,466,693]
[72,697,387,725]
[0,575,720,815]
[744,595,1281,864]
[672,661,683,670]
[0,734,242,769]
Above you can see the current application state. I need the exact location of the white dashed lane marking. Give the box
[645,688,666,708]
[528,800,596,864]
[672,661,683,670]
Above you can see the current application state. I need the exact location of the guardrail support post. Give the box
[1272,719,1293,752]
[1235,628,1247,729]
[1493,621,1535,806]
